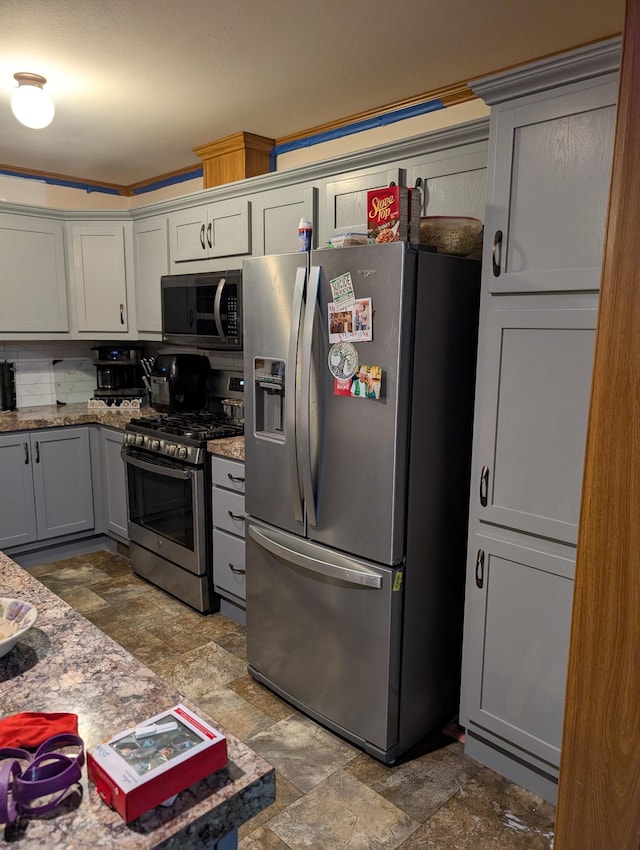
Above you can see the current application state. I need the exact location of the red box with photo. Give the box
[87,703,228,823]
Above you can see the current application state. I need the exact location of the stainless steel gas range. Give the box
[122,391,243,613]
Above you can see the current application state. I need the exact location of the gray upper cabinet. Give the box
[484,80,617,294]
[0,213,68,333]
[133,214,168,336]
[320,166,404,244]
[66,221,135,335]
[251,185,317,256]
[169,198,251,264]
[406,145,488,220]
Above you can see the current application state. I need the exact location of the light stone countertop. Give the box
[0,550,274,847]
[0,404,245,463]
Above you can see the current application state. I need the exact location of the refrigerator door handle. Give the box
[288,266,307,523]
[213,278,227,342]
[299,264,320,527]
[249,524,383,589]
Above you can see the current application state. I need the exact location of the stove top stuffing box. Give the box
[122,366,244,612]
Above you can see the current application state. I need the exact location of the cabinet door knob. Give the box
[475,550,485,588]
[199,223,206,249]
[479,465,489,507]
[23,442,29,465]
[492,230,503,277]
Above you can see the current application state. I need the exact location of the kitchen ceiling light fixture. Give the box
[11,72,55,129]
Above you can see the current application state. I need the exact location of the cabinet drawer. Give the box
[213,529,246,601]
[213,487,246,537]
[212,457,245,494]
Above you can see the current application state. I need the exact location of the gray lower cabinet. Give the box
[0,428,94,549]
[98,427,128,540]
[212,456,246,622]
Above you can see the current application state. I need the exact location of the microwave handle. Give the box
[213,278,227,343]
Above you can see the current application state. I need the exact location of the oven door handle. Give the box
[214,278,227,343]
[121,449,194,480]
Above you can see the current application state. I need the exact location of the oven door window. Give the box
[127,458,196,550]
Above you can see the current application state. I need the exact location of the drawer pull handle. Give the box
[479,465,489,507]
[475,550,485,588]
[229,563,246,575]
[227,473,245,483]
[228,510,245,521]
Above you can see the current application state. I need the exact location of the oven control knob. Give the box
[177,447,188,459]
[134,435,144,447]
[166,444,177,456]
[125,433,134,445]
[150,439,160,451]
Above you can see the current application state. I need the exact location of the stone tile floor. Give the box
[29,549,556,849]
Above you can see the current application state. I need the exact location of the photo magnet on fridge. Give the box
[328,298,372,343]
[337,364,382,399]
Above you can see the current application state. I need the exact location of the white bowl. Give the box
[0,598,37,657]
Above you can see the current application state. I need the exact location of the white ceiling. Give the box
[0,0,623,189]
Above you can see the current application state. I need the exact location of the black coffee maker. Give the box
[150,353,210,412]
[0,362,16,411]
[92,345,145,401]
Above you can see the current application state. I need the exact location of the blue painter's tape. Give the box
[131,167,204,195]
[0,168,122,195]
[274,99,445,156]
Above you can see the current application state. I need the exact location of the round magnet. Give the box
[328,342,359,380]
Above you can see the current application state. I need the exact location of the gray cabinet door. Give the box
[0,214,68,333]
[473,306,596,546]
[464,533,574,769]
[100,428,128,540]
[170,198,251,263]
[486,80,617,294]
[0,434,38,548]
[31,428,95,540]
[133,214,168,335]
[406,144,488,221]
[320,166,404,244]
[251,185,317,256]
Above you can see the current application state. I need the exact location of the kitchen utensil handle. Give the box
[206,221,213,249]
[227,473,245,483]
[199,224,206,250]
[120,303,125,325]
[229,563,246,575]
[121,450,193,480]
[300,265,320,527]
[23,442,29,465]
[288,266,307,523]
[475,549,485,588]
[213,278,227,342]
[492,230,503,277]
[249,524,382,589]
[227,510,245,521]
[479,465,489,507]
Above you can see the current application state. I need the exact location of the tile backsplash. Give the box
[0,342,97,408]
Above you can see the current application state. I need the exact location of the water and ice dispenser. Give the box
[253,358,286,441]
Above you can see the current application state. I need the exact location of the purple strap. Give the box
[0,733,84,824]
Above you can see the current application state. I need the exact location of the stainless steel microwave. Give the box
[161,270,242,351]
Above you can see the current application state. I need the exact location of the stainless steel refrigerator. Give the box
[242,241,480,763]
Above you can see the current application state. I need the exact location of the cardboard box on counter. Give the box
[367,185,421,244]
[87,703,228,823]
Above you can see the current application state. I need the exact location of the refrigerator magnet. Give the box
[328,297,372,344]
[328,341,358,381]
[349,364,382,400]
[329,272,356,309]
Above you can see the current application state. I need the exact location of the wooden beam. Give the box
[555,1,640,847]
